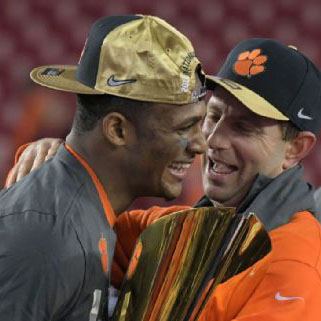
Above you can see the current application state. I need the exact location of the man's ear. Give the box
[102,112,132,146]
[282,131,316,169]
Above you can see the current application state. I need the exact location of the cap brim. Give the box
[206,75,289,121]
[30,65,104,95]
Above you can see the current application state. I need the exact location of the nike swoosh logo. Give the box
[107,75,136,87]
[297,108,313,120]
[275,291,304,301]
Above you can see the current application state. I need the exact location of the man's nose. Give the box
[206,122,231,150]
[188,126,207,155]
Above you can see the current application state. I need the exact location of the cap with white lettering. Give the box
[30,15,206,105]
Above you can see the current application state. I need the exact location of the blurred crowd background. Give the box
[1,0,321,209]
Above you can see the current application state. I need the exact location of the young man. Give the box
[0,15,207,321]
[8,39,321,320]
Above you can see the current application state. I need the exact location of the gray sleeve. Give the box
[0,211,86,321]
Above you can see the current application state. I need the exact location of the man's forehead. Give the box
[208,90,248,114]
[207,86,261,117]
[152,98,206,121]
[208,87,268,121]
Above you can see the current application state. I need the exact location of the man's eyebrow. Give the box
[184,115,204,123]
[234,115,260,126]
[176,115,204,126]
[236,114,267,133]
[243,112,268,125]
[207,105,223,113]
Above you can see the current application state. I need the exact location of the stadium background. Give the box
[1,0,321,208]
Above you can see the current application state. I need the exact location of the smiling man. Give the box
[202,87,302,207]
[6,39,321,320]
[194,38,321,321]
[115,38,321,321]
[0,15,207,321]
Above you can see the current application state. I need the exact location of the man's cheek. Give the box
[177,138,188,149]
[202,122,213,139]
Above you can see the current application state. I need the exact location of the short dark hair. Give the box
[73,94,152,134]
[279,121,300,141]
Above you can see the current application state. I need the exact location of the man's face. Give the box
[127,99,206,200]
[202,86,289,207]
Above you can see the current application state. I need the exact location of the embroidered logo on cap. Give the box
[181,75,190,93]
[41,68,65,76]
[297,108,313,120]
[107,75,136,87]
[180,52,197,93]
[191,85,207,103]
[181,52,196,76]
[234,49,267,77]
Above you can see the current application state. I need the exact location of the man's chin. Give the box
[204,185,249,208]
[204,183,230,206]
[161,183,182,201]
[163,194,177,202]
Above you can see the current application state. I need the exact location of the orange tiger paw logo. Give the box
[234,49,267,77]
[99,235,108,273]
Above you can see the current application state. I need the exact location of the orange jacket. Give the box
[113,207,321,321]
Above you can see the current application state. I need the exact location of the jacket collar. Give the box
[195,165,319,231]
[56,144,116,228]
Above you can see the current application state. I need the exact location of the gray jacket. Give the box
[0,145,116,321]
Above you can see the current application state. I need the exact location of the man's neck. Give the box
[66,132,135,216]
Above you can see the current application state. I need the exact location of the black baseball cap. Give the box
[206,38,321,134]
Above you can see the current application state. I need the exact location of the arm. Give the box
[6,138,63,187]
[112,205,189,288]
[0,212,85,320]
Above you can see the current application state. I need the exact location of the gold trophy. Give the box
[111,207,271,321]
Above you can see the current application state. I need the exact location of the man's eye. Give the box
[179,123,194,131]
[235,123,256,134]
[206,112,221,123]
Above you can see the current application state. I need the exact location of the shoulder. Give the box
[270,211,321,270]
[0,210,82,263]
[0,156,89,221]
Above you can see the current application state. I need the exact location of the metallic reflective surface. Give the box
[111,207,271,321]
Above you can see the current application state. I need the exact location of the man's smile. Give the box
[167,161,193,180]
[206,157,238,181]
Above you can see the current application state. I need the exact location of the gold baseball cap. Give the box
[30,15,206,105]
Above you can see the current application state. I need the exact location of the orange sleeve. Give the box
[5,143,31,187]
[199,260,321,321]
[111,205,189,289]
